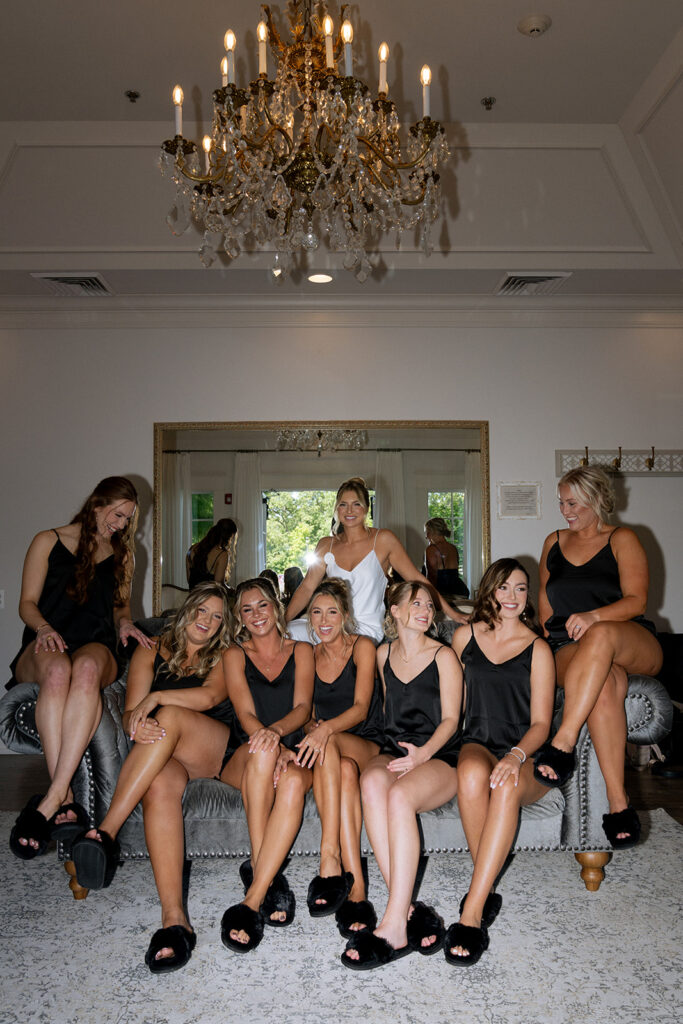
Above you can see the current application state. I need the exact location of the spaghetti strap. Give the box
[372,529,379,551]
[53,528,60,540]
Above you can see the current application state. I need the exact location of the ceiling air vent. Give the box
[495,272,571,297]
[31,272,113,297]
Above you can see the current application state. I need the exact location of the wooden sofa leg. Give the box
[574,851,611,891]
[64,859,89,900]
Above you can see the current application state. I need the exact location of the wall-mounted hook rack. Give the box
[556,449,682,477]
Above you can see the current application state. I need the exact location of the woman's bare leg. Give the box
[586,664,631,823]
[451,763,546,957]
[312,735,343,878]
[551,622,662,751]
[456,745,495,865]
[221,745,277,870]
[97,706,227,838]
[142,759,192,963]
[347,760,458,961]
[377,762,458,950]
[358,756,394,890]
[14,643,116,834]
[222,756,312,943]
[244,763,312,914]
[339,758,366,904]
[312,733,378,890]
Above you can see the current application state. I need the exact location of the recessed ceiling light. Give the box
[308,273,333,284]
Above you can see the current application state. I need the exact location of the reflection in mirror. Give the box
[154,421,490,615]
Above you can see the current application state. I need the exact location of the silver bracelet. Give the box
[509,746,527,764]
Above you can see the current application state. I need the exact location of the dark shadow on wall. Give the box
[611,474,670,632]
[125,474,153,621]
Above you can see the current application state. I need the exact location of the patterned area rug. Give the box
[2,808,681,1024]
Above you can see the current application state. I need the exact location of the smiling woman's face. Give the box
[392,587,434,633]
[238,587,276,636]
[186,595,224,645]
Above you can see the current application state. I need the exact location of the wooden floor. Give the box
[1,753,682,824]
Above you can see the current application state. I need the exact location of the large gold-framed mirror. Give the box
[153,420,490,615]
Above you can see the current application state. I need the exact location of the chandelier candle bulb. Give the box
[257,20,268,76]
[221,56,229,87]
[224,30,236,84]
[420,65,431,118]
[341,19,353,76]
[172,85,183,135]
[323,15,334,68]
[378,42,389,96]
[202,135,212,173]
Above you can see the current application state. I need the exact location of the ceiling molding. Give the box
[2,295,682,331]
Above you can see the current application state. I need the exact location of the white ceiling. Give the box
[2,0,681,125]
[1,1,682,304]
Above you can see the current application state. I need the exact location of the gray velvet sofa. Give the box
[1,639,673,898]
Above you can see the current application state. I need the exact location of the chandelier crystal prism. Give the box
[159,0,449,281]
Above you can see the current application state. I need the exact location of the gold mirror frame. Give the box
[153,419,490,615]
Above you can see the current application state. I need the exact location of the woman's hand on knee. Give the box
[489,753,521,789]
[248,727,281,754]
[274,748,296,788]
[34,624,68,655]
[565,611,599,643]
[127,694,162,739]
[295,721,332,768]
[131,718,166,745]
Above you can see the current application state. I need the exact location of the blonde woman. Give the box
[286,478,467,644]
[536,465,662,848]
[342,582,462,970]
[70,582,233,973]
[220,579,314,954]
[294,579,382,935]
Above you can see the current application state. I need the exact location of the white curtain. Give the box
[162,451,192,587]
[374,451,406,547]
[464,452,483,594]
[234,453,266,581]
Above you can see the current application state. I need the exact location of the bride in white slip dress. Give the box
[286,478,468,644]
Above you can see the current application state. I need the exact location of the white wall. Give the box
[1,312,682,686]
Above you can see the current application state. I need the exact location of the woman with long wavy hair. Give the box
[9,476,152,860]
[186,518,238,589]
[70,581,234,973]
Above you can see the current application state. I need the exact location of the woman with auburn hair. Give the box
[186,518,238,589]
[536,465,662,848]
[342,581,462,970]
[293,579,382,936]
[444,559,554,966]
[9,476,152,860]
[220,579,314,954]
[286,478,468,644]
[70,582,233,973]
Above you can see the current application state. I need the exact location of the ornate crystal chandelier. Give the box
[159,1,449,281]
